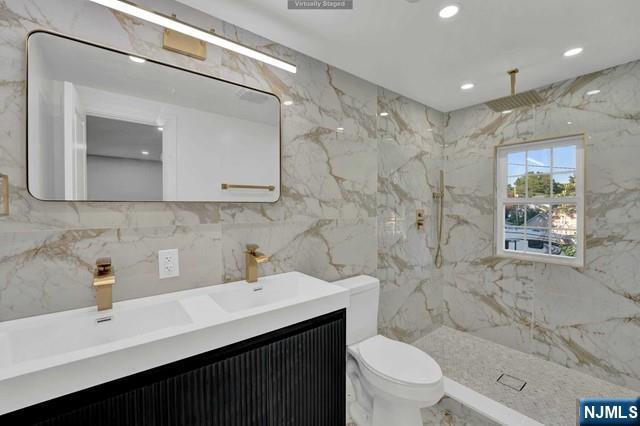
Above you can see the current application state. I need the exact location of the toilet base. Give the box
[347,355,439,426]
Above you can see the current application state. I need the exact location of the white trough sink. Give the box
[209,274,301,313]
[0,272,349,415]
[0,301,191,368]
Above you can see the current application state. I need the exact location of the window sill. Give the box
[495,249,583,268]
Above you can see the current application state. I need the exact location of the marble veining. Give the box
[376,88,445,343]
[0,0,384,321]
[0,0,637,396]
[442,60,640,390]
[0,224,222,320]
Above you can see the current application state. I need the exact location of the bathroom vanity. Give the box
[0,272,349,425]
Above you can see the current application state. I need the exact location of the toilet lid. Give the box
[357,335,442,386]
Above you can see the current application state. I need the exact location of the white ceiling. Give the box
[176,0,640,112]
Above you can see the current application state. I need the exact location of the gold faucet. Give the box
[93,257,115,311]
[245,244,269,283]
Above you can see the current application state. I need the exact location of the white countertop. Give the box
[0,272,349,415]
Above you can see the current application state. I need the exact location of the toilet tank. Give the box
[333,275,380,345]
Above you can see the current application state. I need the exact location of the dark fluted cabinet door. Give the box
[34,383,168,426]
[165,346,272,425]
[3,310,346,426]
[269,319,345,425]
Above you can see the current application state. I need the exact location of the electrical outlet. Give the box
[158,249,180,279]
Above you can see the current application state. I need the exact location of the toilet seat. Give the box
[356,335,442,386]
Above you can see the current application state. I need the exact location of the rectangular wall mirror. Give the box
[27,31,281,202]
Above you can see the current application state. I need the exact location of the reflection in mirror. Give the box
[86,116,163,201]
[27,32,280,202]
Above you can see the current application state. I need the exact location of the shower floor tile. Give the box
[413,326,637,425]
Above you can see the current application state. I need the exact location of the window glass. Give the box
[508,151,526,166]
[505,204,526,226]
[552,172,576,197]
[527,149,550,168]
[507,176,526,198]
[526,228,550,254]
[508,164,526,176]
[527,174,550,198]
[497,137,582,266]
[551,231,577,257]
[508,151,526,177]
[551,204,577,230]
[529,165,550,175]
[553,145,576,170]
[526,204,549,228]
[504,226,527,253]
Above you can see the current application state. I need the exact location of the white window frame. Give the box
[495,134,585,267]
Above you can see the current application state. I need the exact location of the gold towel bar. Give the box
[221,183,275,192]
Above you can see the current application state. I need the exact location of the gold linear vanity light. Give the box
[88,0,297,73]
[163,27,207,61]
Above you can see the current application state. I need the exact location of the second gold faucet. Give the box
[93,257,115,311]
[245,244,269,283]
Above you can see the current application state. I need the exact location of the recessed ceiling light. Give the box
[283,100,294,106]
[337,127,345,133]
[129,55,146,63]
[379,112,389,117]
[586,89,600,96]
[567,121,573,125]
[502,110,513,114]
[460,82,474,91]
[563,47,583,57]
[157,127,163,131]
[141,150,150,155]
[439,4,460,19]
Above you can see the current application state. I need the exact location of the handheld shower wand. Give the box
[433,170,444,269]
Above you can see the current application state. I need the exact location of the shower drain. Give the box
[497,373,527,391]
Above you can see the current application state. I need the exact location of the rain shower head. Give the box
[485,69,543,112]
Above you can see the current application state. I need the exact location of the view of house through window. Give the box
[496,135,584,266]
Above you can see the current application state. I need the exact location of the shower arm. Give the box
[509,68,519,96]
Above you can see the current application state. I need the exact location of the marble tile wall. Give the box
[4,0,633,395]
[442,61,640,390]
[377,88,445,342]
[0,0,440,332]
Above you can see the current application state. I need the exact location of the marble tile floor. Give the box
[414,326,638,425]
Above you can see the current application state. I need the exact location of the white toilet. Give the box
[335,275,444,426]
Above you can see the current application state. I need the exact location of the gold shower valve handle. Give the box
[416,209,425,230]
